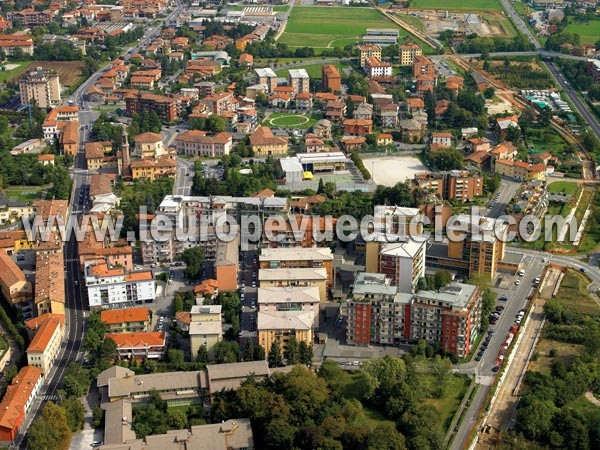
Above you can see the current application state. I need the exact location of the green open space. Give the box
[4,185,48,203]
[552,269,599,316]
[225,5,288,11]
[422,374,471,430]
[264,112,320,130]
[547,181,578,195]
[529,338,584,375]
[274,62,348,79]
[280,6,430,51]
[564,20,600,44]
[0,62,30,83]
[411,0,501,10]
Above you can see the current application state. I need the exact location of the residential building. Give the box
[258,286,320,328]
[259,247,334,291]
[175,130,233,157]
[106,332,166,359]
[495,159,546,181]
[364,56,392,79]
[295,92,313,110]
[255,67,277,93]
[325,100,346,121]
[35,247,65,316]
[85,263,155,309]
[0,34,34,56]
[467,136,491,153]
[215,236,240,292]
[100,307,150,333]
[19,67,61,108]
[414,170,483,203]
[322,65,341,93]
[0,250,32,305]
[257,310,314,356]
[130,157,177,181]
[0,366,43,443]
[412,55,435,77]
[399,43,422,66]
[358,44,382,67]
[85,141,113,171]
[495,115,519,139]
[133,132,165,159]
[289,69,310,94]
[353,102,373,121]
[313,119,332,139]
[249,126,288,156]
[430,131,452,148]
[189,305,223,361]
[400,118,424,142]
[343,119,372,136]
[379,103,399,128]
[259,267,328,301]
[201,91,234,115]
[25,313,65,378]
[125,92,178,122]
[376,239,426,293]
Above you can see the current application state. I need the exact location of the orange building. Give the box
[101,307,150,333]
[322,65,341,93]
[0,366,43,443]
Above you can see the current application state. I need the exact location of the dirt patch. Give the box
[29,61,85,87]
[365,156,430,187]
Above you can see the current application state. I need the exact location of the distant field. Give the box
[30,61,85,87]
[280,6,427,50]
[564,20,600,44]
[411,0,501,10]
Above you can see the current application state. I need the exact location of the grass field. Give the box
[4,185,48,202]
[0,62,30,83]
[264,112,319,130]
[275,62,348,79]
[29,61,85,87]
[564,20,600,44]
[548,181,578,195]
[423,374,471,431]
[412,0,501,10]
[553,269,599,316]
[280,6,428,50]
[529,338,583,375]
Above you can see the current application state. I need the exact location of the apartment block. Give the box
[377,240,426,294]
[19,67,61,108]
[175,130,233,157]
[25,313,65,378]
[343,119,373,136]
[0,250,32,305]
[358,44,382,67]
[257,286,320,328]
[412,55,435,77]
[322,65,342,93]
[125,92,178,122]
[0,34,34,56]
[288,69,310,94]
[35,246,65,316]
[106,332,166,360]
[364,56,392,79]
[0,366,43,443]
[257,310,314,356]
[85,263,155,309]
[414,170,484,203]
[189,305,223,361]
[201,90,234,115]
[258,267,328,302]
[100,307,150,333]
[399,42,422,66]
[259,247,333,291]
[255,67,277,93]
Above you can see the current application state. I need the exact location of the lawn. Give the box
[411,0,501,10]
[4,185,48,203]
[275,62,348,79]
[423,374,471,431]
[280,6,429,50]
[264,112,319,130]
[529,338,583,375]
[564,20,600,44]
[548,181,578,195]
[0,62,30,83]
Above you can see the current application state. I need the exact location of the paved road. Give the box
[484,179,521,219]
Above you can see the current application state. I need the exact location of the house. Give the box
[412,55,435,77]
[325,100,346,121]
[341,136,366,151]
[249,127,288,156]
[101,307,150,333]
[343,119,372,136]
[380,103,399,128]
[295,92,313,110]
[465,150,492,171]
[376,133,393,146]
[406,97,425,114]
[37,154,55,166]
[353,102,373,121]
[85,141,113,171]
[431,132,452,148]
[434,99,450,119]
[0,366,43,443]
[467,136,491,153]
[239,53,253,68]
[0,34,34,56]
[0,250,32,305]
[364,56,392,79]
[312,119,332,139]
[490,141,517,171]
[400,119,424,143]
[496,115,519,139]
[106,332,167,359]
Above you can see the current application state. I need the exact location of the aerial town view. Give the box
[1,0,600,449]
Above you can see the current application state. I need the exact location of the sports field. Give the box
[0,62,30,82]
[280,6,422,50]
[411,0,501,10]
[264,112,319,130]
[564,20,600,44]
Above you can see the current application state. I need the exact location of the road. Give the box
[484,179,521,219]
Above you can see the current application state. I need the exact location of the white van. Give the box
[518,269,525,276]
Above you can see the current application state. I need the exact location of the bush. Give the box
[350,152,371,180]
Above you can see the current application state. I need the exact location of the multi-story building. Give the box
[19,67,61,108]
[257,310,314,356]
[322,65,341,93]
[25,313,65,379]
[35,245,65,316]
[358,44,382,67]
[85,263,155,309]
[106,332,166,359]
[380,103,399,128]
[125,92,178,122]
[175,130,233,157]
[364,56,392,79]
[133,132,165,159]
[189,305,223,361]
[288,69,310,94]
[257,286,320,328]
[249,126,288,156]
[258,267,328,302]
[255,67,277,93]
[0,250,32,306]
[410,283,481,358]
[7,9,51,27]
[495,159,546,181]
[414,170,484,203]
[343,119,373,136]
[0,34,34,56]
[430,131,452,148]
[100,307,150,333]
[412,55,435,77]
[399,42,422,66]
[0,366,43,443]
[377,240,426,294]
[259,247,334,291]
[201,90,234,115]
[130,157,178,181]
[85,141,112,171]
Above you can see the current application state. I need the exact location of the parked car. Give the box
[499,296,508,302]
[515,279,520,286]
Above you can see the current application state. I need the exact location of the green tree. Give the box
[433,270,452,290]
[268,341,283,368]
[197,345,209,363]
[167,349,185,368]
[28,402,72,450]
[62,398,85,432]
[243,339,255,361]
[182,247,205,280]
[173,294,184,313]
[368,422,407,450]
[284,336,300,365]
[168,409,188,429]
[298,340,313,365]
[214,340,240,363]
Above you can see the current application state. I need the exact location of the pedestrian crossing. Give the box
[41,394,60,402]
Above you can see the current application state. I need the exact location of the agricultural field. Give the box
[279,6,428,51]
[29,61,86,87]
[263,112,319,130]
[274,62,349,79]
[564,20,600,44]
[411,0,501,10]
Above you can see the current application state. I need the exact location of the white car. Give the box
[515,279,520,285]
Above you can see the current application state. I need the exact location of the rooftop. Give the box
[257,286,320,304]
[416,282,479,310]
[258,267,328,282]
[257,310,314,331]
[259,247,333,262]
[101,307,150,325]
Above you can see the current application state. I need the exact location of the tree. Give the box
[182,247,205,280]
[265,418,297,449]
[62,398,85,432]
[213,340,240,363]
[483,87,495,99]
[197,345,209,363]
[298,340,313,365]
[431,355,451,398]
[168,409,188,429]
[433,270,452,290]
[92,404,104,428]
[243,339,255,361]
[284,336,300,365]
[167,349,185,368]
[173,294,183,313]
[254,344,266,361]
[268,341,283,367]
[426,148,464,171]
[368,423,407,450]
[28,402,71,450]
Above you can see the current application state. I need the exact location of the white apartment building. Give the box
[378,239,426,294]
[25,313,65,379]
[85,263,155,309]
[288,69,310,94]
[19,67,61,108]
[364,56,392,78]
